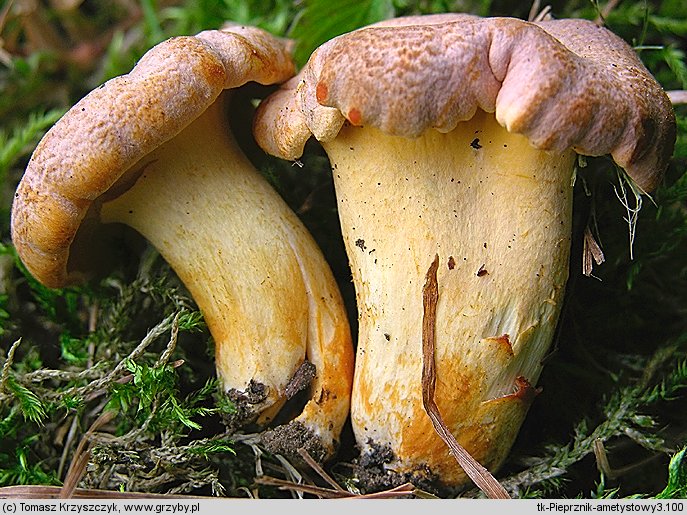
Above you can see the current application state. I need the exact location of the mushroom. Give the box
[253,14,676,487]
[11,24,354,461]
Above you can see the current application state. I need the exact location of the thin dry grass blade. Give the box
[356,483,419,499]
[60,410,117,499]
[527,0,552,22]
[254,476,418,499]
[297,448,346,492]
[421,254,510,500]
[255,476,348,498]
[668,90,687,105]
[595,0,621,25]
[527,0,540,21]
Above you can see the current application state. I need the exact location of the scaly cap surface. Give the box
[254,14,675,192]
[12,24,295,288]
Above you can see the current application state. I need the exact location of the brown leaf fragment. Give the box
[421,255,510,499]
[582,226,605,276]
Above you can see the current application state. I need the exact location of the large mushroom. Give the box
[11,24,354,461]
[253,14,676,487]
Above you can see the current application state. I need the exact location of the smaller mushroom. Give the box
[11,24,354,461]
[254,14,676,488]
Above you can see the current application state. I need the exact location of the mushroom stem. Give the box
[323,110,576,484]
[99,93,353,452]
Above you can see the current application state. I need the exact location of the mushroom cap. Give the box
[11,24,295,288]
[254,13,676,192]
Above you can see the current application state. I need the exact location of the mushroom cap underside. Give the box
[253,14,676,193]
[11,24,295,288]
